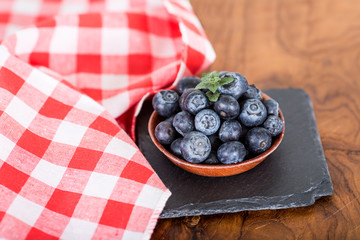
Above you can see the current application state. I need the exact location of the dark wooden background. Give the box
[151,0,360,239]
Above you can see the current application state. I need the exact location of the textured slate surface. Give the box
[136,88,333,218]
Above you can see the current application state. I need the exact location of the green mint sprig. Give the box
[195,71,234,102]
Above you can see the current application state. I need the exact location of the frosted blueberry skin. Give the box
[245,127,272,154]
[219,120,242,142]
[243,84,263,101]
[263,98,279,116]
[152,90,179,117]
[155,121,176,145]
[263,115,284,137]
[239,99,267,127]
[213,94,240,120]
[183,90,209,115]
[176,76,201,94]
[180,131,211,163]
[217,141,247,164]
[218,72,249,100]
[203,152,221,165]
[173,111,194,136]
[170,138,183,157]
[179,88,197,111]
[194,109,221,135]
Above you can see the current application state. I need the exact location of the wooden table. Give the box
[151,0,360,239]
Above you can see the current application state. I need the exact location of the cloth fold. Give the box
[0,0,215,239]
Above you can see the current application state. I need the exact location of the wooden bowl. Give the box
[148,93,285,177]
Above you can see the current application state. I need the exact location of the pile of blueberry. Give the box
[152,71,284,165]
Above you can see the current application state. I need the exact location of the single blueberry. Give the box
[217,141,247,164]
[194,109,221,135]
[180,131,211,163]
[179,88,197,111]
[263,115,284,137]
[184,90,209,115]
[243,84,262,100]
[239,99,267,127]
[173,111,194,136]
[219,120,242,142]
[170,138,183,157]
[176,76,201,94]
[245,127,272,154]
[263,98,279,116]
[203,152,221,165]
[152,90,179,117]
[213,94,240,120]
[218,72,248,99]
[155,121,176,145]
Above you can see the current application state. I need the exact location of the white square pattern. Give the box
[5,96,37,128]
[50,27,78,54]
[7,195,44,226]
[103,137,136,160]
[0,46,10,67]
[105,0,128,12]
[122,230,144,240]
[12,0,41,15]
[59,1,88,14]
[53,121,88,146]
[150,34,177,58]
[83,172,118,199]
[31,159,67,188]
[135,185,164,209]
[0,134,16,160]
[102,91,129,118]
[27,69,59,96]
[15,27,39,55]
[74,94,104,116]
[61,218,98,240]
[101,28,129,55]
[101,74,128,90]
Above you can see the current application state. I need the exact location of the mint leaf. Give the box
[195,81,208,90]
[219,76,234,86]
[206,91,220,102]
[208,84,218,93]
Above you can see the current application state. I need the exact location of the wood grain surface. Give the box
[151,0,360,239]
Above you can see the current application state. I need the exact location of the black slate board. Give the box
[136,88,333,218]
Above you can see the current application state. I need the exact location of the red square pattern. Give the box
[72,195,108,222]
[127,13,148,32]
[39,97,72,119]
[128,54,152,75]
[79,13,102,28]
[120,161,153,184]
[26,228,58,240]
[186,46,205,74]
[45,189,82,217]
[77,54,101,73]
[29,52,50,68]
[90,116,119,136]
[68,147,103,171]
[0,163,29,193]
[0,14,10,23]
[17,129,51,158]
[0,67,25,95]
[57,168,91,193]
[99,200,134,229]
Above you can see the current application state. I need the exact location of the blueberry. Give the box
[219,120,242,142]
[183,90,209,115]
[217,141,247,164]
[218,72,248,99]
[263,98,279,116]
[239,99,267,127]
[173,111,194,136]
[245,127,272,154]
[180,131,211,163]
[152,90,179,117]
[243,84,262,100]
[176,76,201,94]
[194,109,221,135]
[263,115,284,137]
[203,152,221,165]
[170,138,183,157]
[179,88,197,111]
[155,121,176,145]
[213,94,240,120]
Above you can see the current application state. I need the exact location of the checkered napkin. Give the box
[0,0,215,239]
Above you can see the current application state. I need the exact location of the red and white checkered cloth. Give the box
[0,0,215,239]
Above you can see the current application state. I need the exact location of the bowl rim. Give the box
[148,93,285,174]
